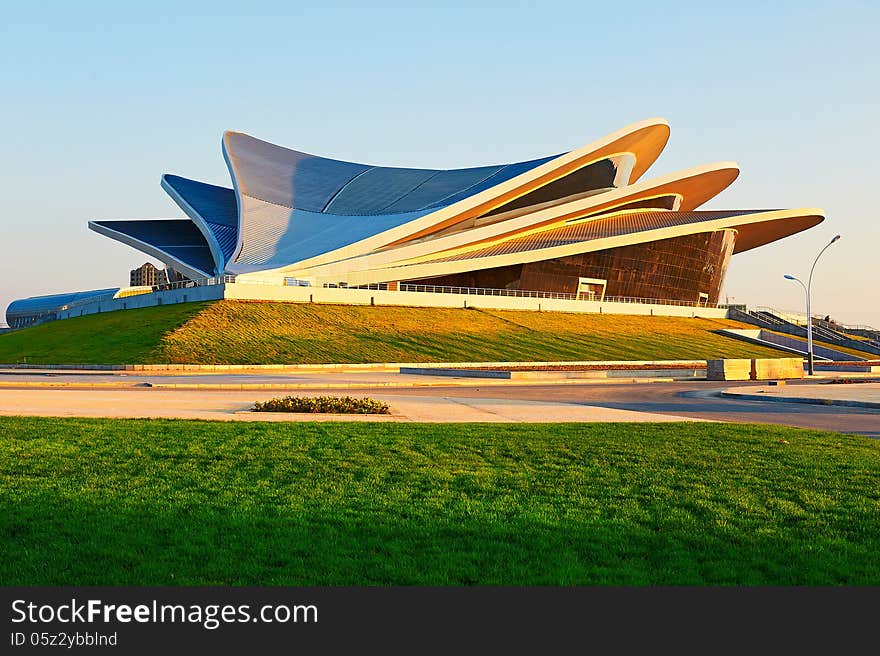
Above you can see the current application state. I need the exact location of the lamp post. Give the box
[784,234,841,376]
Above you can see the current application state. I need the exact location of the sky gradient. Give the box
[1,0,877,326]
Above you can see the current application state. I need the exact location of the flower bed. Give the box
[253,395,390,414]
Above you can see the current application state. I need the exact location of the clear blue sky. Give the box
[1,0,878,326]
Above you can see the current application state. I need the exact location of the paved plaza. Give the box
[0,368,877,433]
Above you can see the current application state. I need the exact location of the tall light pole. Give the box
[784,234,841,376]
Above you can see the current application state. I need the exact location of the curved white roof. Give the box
[82,118,823,290]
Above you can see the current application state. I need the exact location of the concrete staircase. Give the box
[728,307,880,357]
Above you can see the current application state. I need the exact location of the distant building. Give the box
[130,262,168,287]
[165,267,189,284]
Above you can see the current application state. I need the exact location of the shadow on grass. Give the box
[3,493,877,586]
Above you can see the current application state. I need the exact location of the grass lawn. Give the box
[1,300,804,364]
[159,303,799,363]
[0,302,211,364]
[2,417,878,585]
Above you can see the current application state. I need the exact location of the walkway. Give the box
[0,387,706,423]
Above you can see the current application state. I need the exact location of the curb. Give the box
[720,390,880,410]
[0,359,708,373]
[232,410,401,421]
[400,366,704,380]
[148,377,687,390]
[0,377,692,391]
[0,382,154,389]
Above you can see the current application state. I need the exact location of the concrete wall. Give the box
[707,359,752,381]
[752,358,805,380]
[707,357,805,380]
[223,283,730,318]
[752,330,863,361]
[56,285,225,320]
[48,282,729,322]
[719,329,864,362]
[728,308,880,356]
[401,366,704,380]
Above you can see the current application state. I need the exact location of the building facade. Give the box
[7,118,826,327]
[87,118,824,306]
[130,262,167,287]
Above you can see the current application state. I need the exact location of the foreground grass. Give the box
[2,417,879,585]
[0,302,210,364]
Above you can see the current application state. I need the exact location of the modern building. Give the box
[7,118,826,327]
[88,118,823,304]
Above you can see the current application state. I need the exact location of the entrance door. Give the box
[576,277,607,301]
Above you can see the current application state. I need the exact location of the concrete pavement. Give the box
[0,367,877,427]
[0,387,710,423]
[0,368,694,390]
[722,381,880,410]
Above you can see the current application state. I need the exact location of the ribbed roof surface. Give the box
[162,175,239,263]
[6,288,119,318]
[163,175,237,226]
[223,133,371,212]
[422,210,761,263]
[92,220,217,275]
[229,204,430,271]
[224,132,560,216]
[208,223,238,262]
[220,132,581,270]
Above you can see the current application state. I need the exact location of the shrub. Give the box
[253,395,390,414]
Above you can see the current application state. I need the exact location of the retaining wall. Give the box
[222,283,729,318]
[43,282,729,324]
[56,285,225,320]
[718,329,864,361]
[707,357,807,381]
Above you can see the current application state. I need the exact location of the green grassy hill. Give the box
[0,302,211,364]
[1,300,810,364]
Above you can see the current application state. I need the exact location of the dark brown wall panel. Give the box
[413,264,523,290]
[410,230,737,303]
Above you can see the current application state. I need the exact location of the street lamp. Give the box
[784,234,841,376]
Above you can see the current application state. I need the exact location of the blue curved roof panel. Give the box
[161,175,239,267]
[224,132,566,216]
[424,155,559,210]
[163,175,237,227]
[158,150,557,275]
[91,220,217,276]
[216,133,576,271]
[323,167,438,216]
[95,219,208,247]
[207,222,238,261]
[229,207,431,273]
[381,165,504,214]
[223,132,372,212]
